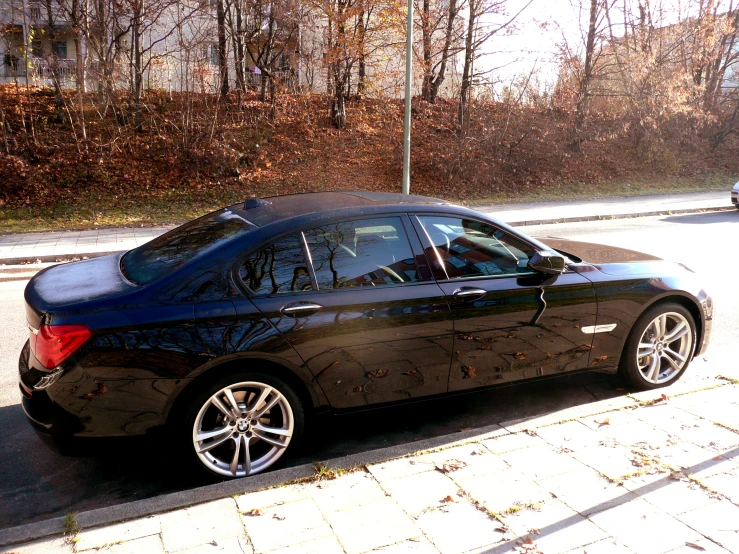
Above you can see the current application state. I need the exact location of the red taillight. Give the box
[31,324,91,369]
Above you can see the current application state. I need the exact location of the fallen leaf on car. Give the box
[352,386,363,393]
[366,369,388,378]
[591,355,608,365]
[506,332,517,339]
[477,344,493,350]
[402,370,419,376]
[459,335,474,340]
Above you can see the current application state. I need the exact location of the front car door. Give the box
[412,214,598,391]
[240,215,454,409]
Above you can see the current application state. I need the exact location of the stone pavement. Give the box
[4,371,739,554]
[0,191,733,265]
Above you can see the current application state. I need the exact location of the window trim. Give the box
[232,212,429,298]
[411,213,542,282]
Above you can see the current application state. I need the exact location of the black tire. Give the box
[619,302,697,391]
[177,370,306,480]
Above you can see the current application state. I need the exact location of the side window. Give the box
[240,234,312,295]
[304,217,424,289]
[417,215,536,279]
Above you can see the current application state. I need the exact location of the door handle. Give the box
[280,303,323,317]
[452,287,487,301]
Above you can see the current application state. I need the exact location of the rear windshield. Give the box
[121,209,255,285]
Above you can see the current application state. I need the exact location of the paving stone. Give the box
[678,402,739,431]
[567,441,640,481]
[453,468,551,514]
[172,535,252,554]
[367,456,436,483]
[368,538,440,553]
[380,469,461,516]
[499,498,608,554]
[241,498,333,553]
[236,484,312,513]
[416,443,509,481]
[589,498,704,554]
[0,537,72,554]
[650,442,720,472]
[259,536,344,554]
[160,498,245,553]
[534,420,600,450]
[323,498,421,554]
[663,537,733,554]
[310,471,387,513]
[481,432,544,454]
[107,535,165,554]
[76,515,160,551]
[578,410,640,431]
[415,500,506,554]
[500,443,588,481]
[701,467,739,504]
[621,474,718,515]
[537,467,638,517]
[560,538,635,553]
[596,420,678,450]
[677,500,739,554]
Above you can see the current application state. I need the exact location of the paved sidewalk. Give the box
[0,191,733,265]
[4,368,739,554]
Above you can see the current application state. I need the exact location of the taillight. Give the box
[31,324,91,369]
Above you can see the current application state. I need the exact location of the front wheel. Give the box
[182,372,305,479]
[619,303,696,390]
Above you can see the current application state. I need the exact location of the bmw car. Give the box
[19,192,713,479]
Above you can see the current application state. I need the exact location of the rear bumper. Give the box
[21,387,83,437]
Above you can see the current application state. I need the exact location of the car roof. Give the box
[233,191,451,227]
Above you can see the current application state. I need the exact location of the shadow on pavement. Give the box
[662,211,739,225]
[0,371,626,530]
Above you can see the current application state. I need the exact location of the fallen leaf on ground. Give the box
[441,495,455,503]
[272,514,285,520]
[661,393,671,401]
[366,369,388,378]
[591,355,608,365]
[513,351,527,360]
[462,365,477,379]
[685,542,706,551]
[596,417,611,426]
[248,509,262,516]
[438,459,467,473]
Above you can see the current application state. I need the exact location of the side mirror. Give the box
[528,250,566,275]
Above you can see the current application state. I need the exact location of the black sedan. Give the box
[19,192,713,479]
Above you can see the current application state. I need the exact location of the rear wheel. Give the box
[619,302,696,390]
[181,371,305,479]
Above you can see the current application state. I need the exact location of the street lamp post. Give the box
[401,0,413,195]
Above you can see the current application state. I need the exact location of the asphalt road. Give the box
[0,210,736,529]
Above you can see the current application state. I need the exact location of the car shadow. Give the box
[0,371,626,530]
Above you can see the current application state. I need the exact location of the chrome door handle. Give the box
[452,287,487,301]
[280,303,323,316]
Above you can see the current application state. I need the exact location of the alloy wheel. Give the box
[636,312,693,385]
[192,381,294,478]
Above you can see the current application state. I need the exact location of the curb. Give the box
[503,204,735,227]
[1,377,730,548]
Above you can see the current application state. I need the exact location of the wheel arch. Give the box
[164,354,325,427]
[639,293,704,359]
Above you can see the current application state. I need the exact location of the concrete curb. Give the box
[2,377,728,549]
[503,204,736,227]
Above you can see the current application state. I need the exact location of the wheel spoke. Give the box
[253,430,288,448]
[243,435,252,475]
[197,429,233,453]
[638,342,655,356]
[249,387,272,414]
[211,396,233,419]
[253,422,291,437]
[224,388,242,417]
[252,395,281,420]
[646,355,660,382]
[664,323,688,343]
[663,349,684,371]
[230,436,241,475]
[196,425,232,442]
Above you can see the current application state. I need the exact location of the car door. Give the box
[239,215,454,409]
[412,214,598,391]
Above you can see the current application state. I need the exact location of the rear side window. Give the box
[121,209,254,285]
[304,217,425,289]
[240,234,312,295]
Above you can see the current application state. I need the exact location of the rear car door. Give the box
[240,215,454,409]
[412,214,598,391]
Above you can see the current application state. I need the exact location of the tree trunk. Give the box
[458,0,475,130]
[573,0,598,152]
[357,4,367,98]
[132,11,143,130]
[217,0,229,98]
[421,0,432,101]
[428,0,456,103]
[233,0,245,92]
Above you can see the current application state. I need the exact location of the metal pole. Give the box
[401,0,413,195]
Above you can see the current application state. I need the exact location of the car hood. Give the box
[541,237,683,276]
[25,253,138,319]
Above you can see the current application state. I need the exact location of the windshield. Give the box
[121,208,255,285]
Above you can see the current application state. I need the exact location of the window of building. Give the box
[52,40,67,59]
